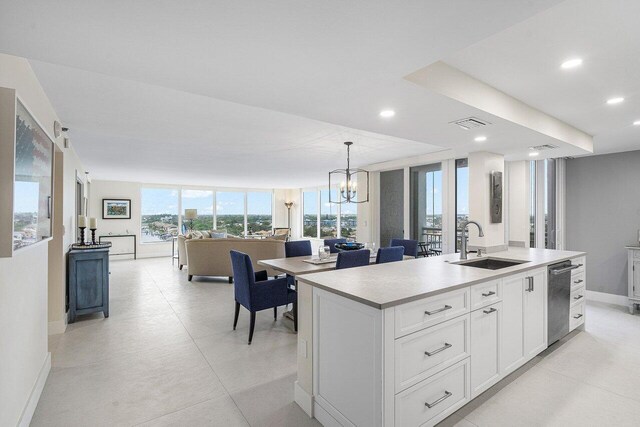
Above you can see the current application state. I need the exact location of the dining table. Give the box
[258,253,414,323]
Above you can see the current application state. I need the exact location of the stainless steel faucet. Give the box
[459,220,485,260]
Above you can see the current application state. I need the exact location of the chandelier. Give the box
[329,141,369,204]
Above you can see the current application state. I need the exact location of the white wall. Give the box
[506,161,530,247]
[0,53,86,427]
[468,151,505,250]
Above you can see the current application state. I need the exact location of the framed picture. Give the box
[102,199,131,219]
[5,95,54,255]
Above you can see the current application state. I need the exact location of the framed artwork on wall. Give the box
[1,87,55,257]
[102,199,131,219]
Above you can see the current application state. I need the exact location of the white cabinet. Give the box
[523,268,547,359]
[470,302,502,397]
[628,248,640,314]
[500,274,525,375]
[500,268,547,375]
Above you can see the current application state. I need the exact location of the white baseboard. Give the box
[18,352,51,427]
[48,319,67,335]
[294,380,313,418]
[586,290,628,307]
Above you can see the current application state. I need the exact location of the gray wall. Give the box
[380,169,404,247]
[566,150,640,296]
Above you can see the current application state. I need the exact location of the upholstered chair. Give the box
[335,249,371,270]
[230,250,297,344]
[390,238,419,258]
[376,246,405,264]
[324,238,347,254]
[285,240,312,258]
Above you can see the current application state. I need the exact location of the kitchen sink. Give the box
[453,257,528,270]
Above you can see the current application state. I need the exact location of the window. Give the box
[181,190,213,231]
[340,203,357,239]
[455,158,469,252]
[410,163,442,251]
[529,161,536,248]
[141,188,179,242]
[303,190,318,238]
[216,192,245,236]
[544,159,557,249]
[247,192,272,234]
[320,188,338,238]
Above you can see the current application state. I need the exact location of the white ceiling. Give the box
[446,0,640,156]
[0,0,579,187]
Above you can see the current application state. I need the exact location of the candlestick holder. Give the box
[79,227,87,245]
[90,228,97,245]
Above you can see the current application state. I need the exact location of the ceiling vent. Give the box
[450,117,491,130]
[529,144,558,151]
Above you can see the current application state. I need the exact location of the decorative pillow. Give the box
[211,230,227,239]
[192,231,204,239]
[200,231,211,238]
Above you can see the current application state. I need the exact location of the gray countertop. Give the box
[297,247,586,309]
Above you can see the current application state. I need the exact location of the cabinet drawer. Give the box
[395,314,470,392]
[571,257,585,275]
[571,272,585,291]
[395,358,470,427]
[570,302,585,331]
[395,288,470,338]
[570,286,585,306]
[470,279,502,311]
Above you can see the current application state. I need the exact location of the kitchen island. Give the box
[294,247,586,427]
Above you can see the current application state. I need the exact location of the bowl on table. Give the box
[334,242,365,251]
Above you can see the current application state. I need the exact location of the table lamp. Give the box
[184,209,197,231]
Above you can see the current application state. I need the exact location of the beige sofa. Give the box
[184,238,285,281]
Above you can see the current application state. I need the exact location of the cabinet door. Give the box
[471,302,502,398]
[524,269,547,359]
[500,275,524,375]
[634,261,640,298]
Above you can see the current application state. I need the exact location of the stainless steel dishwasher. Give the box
[548,261,582,345]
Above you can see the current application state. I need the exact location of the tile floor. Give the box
[33,257,640,426]
[33,257,318,427]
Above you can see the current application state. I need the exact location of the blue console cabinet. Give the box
[68,247,110,323]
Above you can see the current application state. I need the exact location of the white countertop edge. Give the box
[297,250,586,310]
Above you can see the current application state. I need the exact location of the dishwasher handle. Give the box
[550,264,582,275]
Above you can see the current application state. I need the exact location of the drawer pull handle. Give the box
[525,276,534,292]
[573,295,584,301]
[573,313,583,319]
[425,305,452,316]
[483,307,497,314]
[482,291,496,297]
[574,279,584,284]
[425,391,452,409]
[424,343,452,357]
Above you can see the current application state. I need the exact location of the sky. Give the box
[141,188,273,215]
[14,181,39,213]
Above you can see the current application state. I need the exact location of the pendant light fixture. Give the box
[329,141,369,204]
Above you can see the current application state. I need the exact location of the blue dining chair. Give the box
[284,240,312,289]
[230,250,297,344]
[335,249,371,270]
[285,240,312,257]
[376,246,405,264]
[324,238,347,254]
[390,238,419,258]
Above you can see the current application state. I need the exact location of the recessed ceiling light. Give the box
[529,151,539,157]
[561,58,583,69]
[606,97,625,105]
[634,120,640,126]
[474,136,487,142]
[379,109,395,118]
